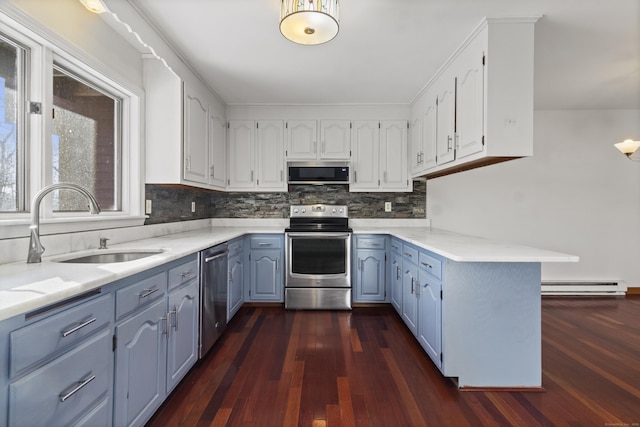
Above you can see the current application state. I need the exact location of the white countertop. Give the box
[0,225,577,322]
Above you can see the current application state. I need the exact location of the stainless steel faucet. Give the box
[27,183,101,263]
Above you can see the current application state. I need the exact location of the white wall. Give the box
[427,109,640,287]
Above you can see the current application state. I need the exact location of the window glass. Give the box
[0,35,24,212]
[52,65,121,211]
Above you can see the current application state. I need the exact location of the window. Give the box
[0,10,143,240]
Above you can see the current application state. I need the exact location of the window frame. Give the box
[0,9,144,240]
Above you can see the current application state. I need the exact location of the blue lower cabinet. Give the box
[248,235,284,302]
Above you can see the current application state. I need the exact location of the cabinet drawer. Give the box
[115,272,167,320]
[228,239,244,256]
[10,294,111,378]
[250,236,282,249]
[402,244,419,263]
[9,330,111,427]
[356,236,386,250]
[419,252,442,281]
[390,238,402,253]
[168,256,198,291]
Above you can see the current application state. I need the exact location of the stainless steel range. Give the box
[285,204,352,310]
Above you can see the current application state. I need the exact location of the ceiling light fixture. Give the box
[280,0,339,45]
[79,0,106,14]
[614,139,640,161]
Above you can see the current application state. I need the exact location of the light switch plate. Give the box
[145,199,152,214]
[384,202,392,212]
[191,201,196,213]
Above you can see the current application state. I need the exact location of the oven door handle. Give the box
[286,232,351,238]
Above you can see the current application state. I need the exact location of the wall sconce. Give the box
[79,0,106,14]
[614,139,640,161]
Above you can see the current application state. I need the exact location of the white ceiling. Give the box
[126,0,639,110]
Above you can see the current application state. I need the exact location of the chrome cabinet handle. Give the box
[61,317,97,338]
[396,265,401,280]
[161,316,169,338]
[420,261,433,270]
[139,288,159,298]
[170,306,178,331]
[59,374,96,402]
[258,242,272,246]
[411,277,415,294]
[403,252,413,258]
[210,165,215,178]
[181,270,194,279]
[447,135,453,151]
[185,156,191,171]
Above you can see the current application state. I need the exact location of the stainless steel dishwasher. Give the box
[199,243,228,358]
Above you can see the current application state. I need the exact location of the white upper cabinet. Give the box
[409,18,536,179]
[228,120,286,192]
[351,120,411,192]
[144,58,227,191]
[286,120,351,160]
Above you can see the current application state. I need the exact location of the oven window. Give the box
[291,238,346,275]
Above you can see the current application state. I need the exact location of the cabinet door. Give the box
[320,120,351,159]
[436,80,456,165]
[114,299,167,427]
[227,253,244,321]
[227,120,255,189]
[455,41,485,160]
[183,87,209,184]
[380,120,409,191]
[166,281,199,394]
[256,120,286,190]
[355,249,386,302]
[418,271,442,370]
[286,120,317,160]
[409,114,423,175]
[422,99,438,170]
[401,261,419,336]
[390,252,403,314]
[249,249,283,302]
[351,120,379,190]
[209,111,226,189]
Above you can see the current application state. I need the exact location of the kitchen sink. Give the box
[56,249,164,264]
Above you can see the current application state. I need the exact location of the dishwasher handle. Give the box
[204,250,228,263]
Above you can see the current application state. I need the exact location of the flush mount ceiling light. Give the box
[614,139,640,161]
[280,0,340,45]
[79,0,106,14]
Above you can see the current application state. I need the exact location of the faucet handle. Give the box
[99,237,109,250]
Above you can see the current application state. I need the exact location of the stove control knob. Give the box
[332,208,337,213]
[339,208,344,213]
[301,208,306,213]
[293,209,299,214]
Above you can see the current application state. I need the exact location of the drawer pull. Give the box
[421,261,433,270]
[59,374,96,402]
[61,317,97,338]
[403,252,413,258]
[181,270,194,279]
[139,288,159,298]
[258,242,272,246]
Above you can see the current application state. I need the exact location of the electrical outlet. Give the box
[191,202,196,213]
[145,199,152,214]
[384,202,392,212]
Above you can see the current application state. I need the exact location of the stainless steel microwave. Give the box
[287,162,350,185]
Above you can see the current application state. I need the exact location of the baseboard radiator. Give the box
[541,281,627,296]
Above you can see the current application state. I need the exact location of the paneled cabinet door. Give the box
[319,120,351,159]
[454,37,485,160]
[436,79,456,166]
[249,249,283,302]
[256,120,286,190]
[351,120,379,190]
[227,120,255,189]
[390,252,403,314]
[166,281,199,394]
[114,299,167,427]
[422,100,437,170]
[380,120,409,191]
[286,120,317,160]
[410,114,423,175]
[183,88,209,184]
[355,250,386,302]
[228,253,244,321]
[209,112,226,188]
[418,271,442,369]
[402,261,419,336]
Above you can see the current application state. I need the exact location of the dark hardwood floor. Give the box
[147,296,640,426]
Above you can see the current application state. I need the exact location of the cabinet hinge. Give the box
[378,122,381,129]
[285,150,288,156]
[248,253,251,261]
[407,121,410,129]
[227,178,230,185]
[249,289,251,296]
[482,54,486,66]
[112,334,117,351]
[482,135,485,146]
[440,352,443,362]
[435,97,438,106]
[286,122,288,128]
[350,122,352,129]
[440,290,443,300]
[256,122,259,129]
[227,122,230,129]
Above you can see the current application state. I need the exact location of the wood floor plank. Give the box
[147,297,640,427]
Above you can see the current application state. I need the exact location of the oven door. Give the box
[285,232,351,288]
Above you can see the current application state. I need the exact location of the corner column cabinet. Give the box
[400,244,419,336]
[410,18,537,179]
[285,120,351,160]
[247,235,284,302]
[351,120,411,192]
[389,238,403,313]
[227,238,245,321]
[353,235,387,303]
[227,120,286,191]
[144,58,226,190]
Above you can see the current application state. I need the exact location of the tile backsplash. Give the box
[145,181,426,225]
